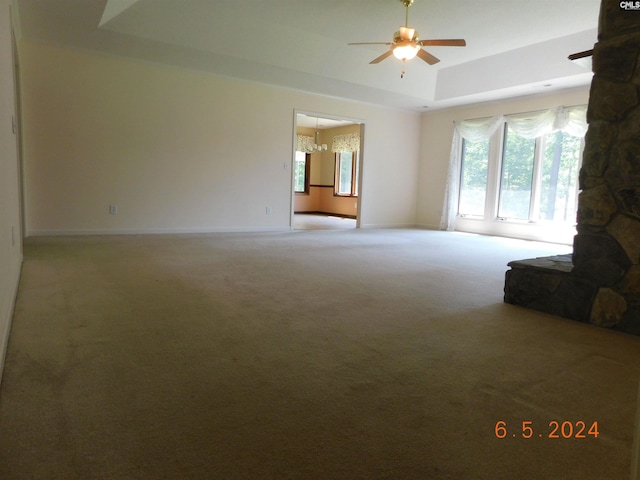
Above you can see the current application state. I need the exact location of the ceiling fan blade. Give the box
[417,48,440,65]
[419,39,466,47]
[348,42,393,46]
[399,26,415,41]
[370,50,394,64]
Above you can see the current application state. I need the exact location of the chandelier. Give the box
[306,117,327,153]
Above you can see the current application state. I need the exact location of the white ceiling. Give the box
[15,0,599,112]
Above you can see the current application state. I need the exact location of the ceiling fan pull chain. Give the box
[401,59,406,78]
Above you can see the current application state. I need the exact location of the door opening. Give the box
[291,111,364,230]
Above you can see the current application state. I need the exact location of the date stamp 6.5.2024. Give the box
[495,421,599,439]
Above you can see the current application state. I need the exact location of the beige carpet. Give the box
[0,229,639,479]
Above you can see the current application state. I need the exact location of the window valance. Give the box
[332,133,360,152]
[454,105,587,142]
[454,116,504,143]
[296,135,315,152]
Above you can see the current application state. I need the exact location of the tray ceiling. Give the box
[15,0,599,111]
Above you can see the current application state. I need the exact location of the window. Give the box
[498,126,536,220]
[458,138,490,217]
[294,151,310,194]
[335,151,359,196]
[538,131,581,222]
[449,106,586,243]
[457,123,584,225]
[496,127,583,223]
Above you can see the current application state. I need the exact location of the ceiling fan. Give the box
[348,0,466,77]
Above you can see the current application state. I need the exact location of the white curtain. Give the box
[440,129,463,231]
[296,135,314,153]
[556,105,588,137]
[440,105,587,231]
[332,133,360,152]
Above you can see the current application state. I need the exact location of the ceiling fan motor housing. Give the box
[394,29,418,44]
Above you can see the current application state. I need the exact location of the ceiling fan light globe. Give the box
[393,44,419,61]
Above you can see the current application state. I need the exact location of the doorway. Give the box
[291,111,364,230]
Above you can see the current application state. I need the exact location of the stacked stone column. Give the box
[574,0,640,333]
[504,0,640,335]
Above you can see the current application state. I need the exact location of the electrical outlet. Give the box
[109,204,118,215]
[266,206,272,215]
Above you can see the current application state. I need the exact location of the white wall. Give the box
[417,87,591,235]
[0,0,23,383]
[20,42,420,234]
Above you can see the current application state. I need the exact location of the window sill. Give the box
[455,215,576,245]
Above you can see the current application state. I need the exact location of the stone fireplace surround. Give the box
[504,0,640,336]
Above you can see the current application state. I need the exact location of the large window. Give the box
[448,106,587,243]
[294,151,310,194]
[457,123,584,225]
[335,151,359,196]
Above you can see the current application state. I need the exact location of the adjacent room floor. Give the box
[293,213,356,230]
[0,229,638,480]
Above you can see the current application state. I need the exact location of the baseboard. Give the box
[26,226,292,237]
[359,223,418,229]
[295,211,357,220]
